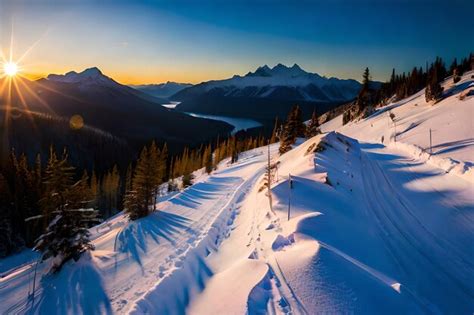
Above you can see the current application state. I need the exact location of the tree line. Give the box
[125,134,272,220]
[343,52,473,124]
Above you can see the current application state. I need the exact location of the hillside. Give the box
[1,71,472,314]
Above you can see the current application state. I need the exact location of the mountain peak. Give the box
[269,63,307,77]
[47,67,112,84]
[81,67,103,76]
[291,63,302,70]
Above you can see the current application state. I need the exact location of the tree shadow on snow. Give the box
[116,211,192,268]
[168,176,240,209]
[33,253,112,315]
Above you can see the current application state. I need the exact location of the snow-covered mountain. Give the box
[131,82,193,99]
[173,63,362,102]
[48,67,114,85]
[47,67,168,104]
[172,63,365,122]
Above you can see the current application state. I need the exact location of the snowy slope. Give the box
[252,71,474,313]
[324,70,474,181]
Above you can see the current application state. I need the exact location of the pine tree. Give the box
[363,67,370,89]
[390,68,396,95]
[203,144,213,174]
[40,148,75,228]
[305,110,320,138]
[109,166,120,211]
[0,173,16,257]
[149,141,162,206]
[130,147,154,218]
[90,170,99,208]
[181,148,194,187]
[159,143,168,182]
[279,105,304,154]
[124,164,133,194]
[425,65,444,102]
[123,190,143,220]
[270,118,279,144]
[34,151,98,273]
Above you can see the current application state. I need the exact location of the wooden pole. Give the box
[267,143,273,212]
[288,174,291,221]
[430,128,432,154]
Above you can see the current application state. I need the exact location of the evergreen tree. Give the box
[148,142,162,210]
[129,147,154,218]
[425,65,444,102]
[123,190,143,220]
[159,143,168,182]
[34,151,98,273]
[362,67,370,89]
[124,164,133,194]
[279,105,305,154]
[0,173,16,257]
[270,118,279,144]
[90,170,99,208]
[305,110,320,138]
[40,148,75,228]
[181,148,194,187]
[203,144,213,174]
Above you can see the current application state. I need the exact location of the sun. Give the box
[3,62,19,77]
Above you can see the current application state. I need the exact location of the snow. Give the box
[1,71,473,314]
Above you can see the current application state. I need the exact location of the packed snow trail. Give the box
[358,141,474,313]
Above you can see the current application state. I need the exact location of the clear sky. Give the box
[1,0,473,84]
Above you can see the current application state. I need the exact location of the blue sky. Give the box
[1,0,473,84]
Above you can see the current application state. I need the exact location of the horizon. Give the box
[1,0,473,85]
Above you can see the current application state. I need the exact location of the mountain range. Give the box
[131,82,193,99]
[171,63,364,121]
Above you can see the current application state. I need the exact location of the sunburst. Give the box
[3,62,18,77]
